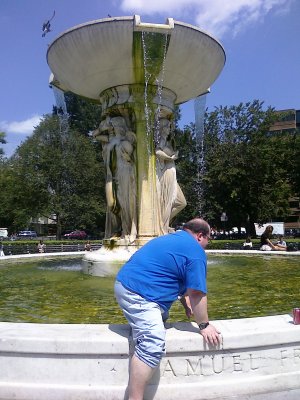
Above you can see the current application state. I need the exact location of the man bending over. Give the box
[114,218,221,400]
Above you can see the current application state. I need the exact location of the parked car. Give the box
[293,229,300,238]
[17,230,37,239]
[63,230,87,240]
[285,228,300,238]
[229,227,247,239]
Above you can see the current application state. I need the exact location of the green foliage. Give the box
[0,162,20,229]
[163,100,298,233]
[0,131,6,159]
[0,131,6,145]
[287,128,300,196]
[1,96,298,238]
[202,100,295,232]
[62,92,102,135]
[3,115,106,237]
[174,123,199,224]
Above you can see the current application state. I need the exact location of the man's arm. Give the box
[187,288,221,346]
[179,295,193,318]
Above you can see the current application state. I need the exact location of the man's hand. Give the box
[200,323,221,346]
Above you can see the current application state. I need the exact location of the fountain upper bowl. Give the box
[47,15,226,104]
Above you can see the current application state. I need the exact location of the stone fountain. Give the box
[47,15,225,275]
[0,16,299,400]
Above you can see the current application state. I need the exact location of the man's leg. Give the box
[128,354,155,400]
[114,281,166,399]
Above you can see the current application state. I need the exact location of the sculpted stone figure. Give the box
[156,118,186,233]
[111,116,137,243]
[93,116,137,243]
[93,116,121,238]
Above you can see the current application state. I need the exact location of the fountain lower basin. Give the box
[0,314,300,400]
[0,252,300,399]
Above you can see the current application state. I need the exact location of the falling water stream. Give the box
[153,34,169,147]
[52,86,71,195]
[141,31,169,150]
[140,31,170,231]
[194,93,207,216]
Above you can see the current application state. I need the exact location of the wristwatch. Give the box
[198,322,209,330]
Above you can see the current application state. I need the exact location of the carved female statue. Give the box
[93,116,121,238]
[94,116,137,243]
[156,118,186,233]
[111,116,137,243]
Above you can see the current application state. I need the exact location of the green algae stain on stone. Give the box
[132,32,145,84]
[132,31,170,211]
[132,30,171,162]
[132,31,170,85]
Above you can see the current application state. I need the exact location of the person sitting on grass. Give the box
[276,235,287,250]
[84,241,92,251]
[37,240,46,253]
[260,226,286,251]
[243,236,253,250]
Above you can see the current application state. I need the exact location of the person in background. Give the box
[84,241,92,251]
[260,226,286,251]
[0,239,4,257]
[243,236,253,250]
[277,235,287,250]
[114,218,221,400]
[37,240,46,253]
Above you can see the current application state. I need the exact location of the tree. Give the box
[10,114,106,238]
[63,92,102,135]
[202,100,294,234]
[0,131,6,159]
[174,123,201,224]
[285,127,300,198]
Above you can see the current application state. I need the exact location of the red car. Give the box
[63,230,87,240]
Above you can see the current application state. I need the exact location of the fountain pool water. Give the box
[1,254,299,324]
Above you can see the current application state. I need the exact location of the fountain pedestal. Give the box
[99,84,177,244]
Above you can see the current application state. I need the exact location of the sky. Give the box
[1,0,299,157]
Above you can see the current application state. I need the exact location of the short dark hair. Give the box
[183,218,210,236]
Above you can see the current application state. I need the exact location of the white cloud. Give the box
[0,115,43,157]
[120,0,294,38]
[0,115,42,136]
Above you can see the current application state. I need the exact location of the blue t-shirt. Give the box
[116,230,207,312]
